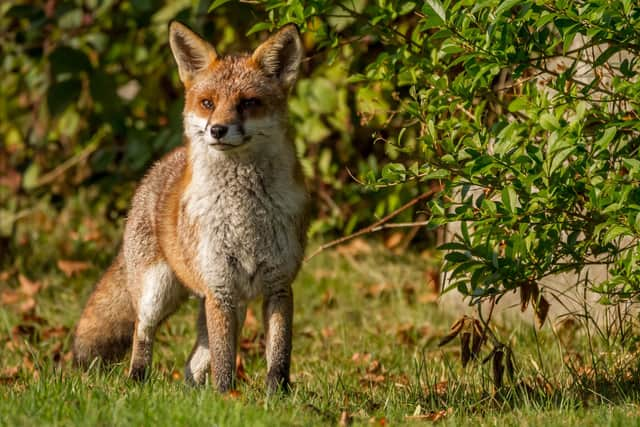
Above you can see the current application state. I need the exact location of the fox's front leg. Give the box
[185,299,246,386]
[263,286,293,393]
[204,292,238,392]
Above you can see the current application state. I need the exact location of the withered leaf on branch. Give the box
[470,319,485,360]
[438,317,466,347]
[460,331,471,367]
[519,281,537,312]
[505,348,515,381]
[534,295,550,328]
[492,348,505,390]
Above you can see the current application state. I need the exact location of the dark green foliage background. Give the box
[2,0,640,308]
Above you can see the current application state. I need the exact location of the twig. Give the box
[34,126,109,189]
[305,184,442,261]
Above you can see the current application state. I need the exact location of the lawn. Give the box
[2,237,640,426]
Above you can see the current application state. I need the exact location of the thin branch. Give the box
[305,184,442,261]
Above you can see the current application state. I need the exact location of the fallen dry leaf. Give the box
[18,275,41,296]
[243,307,258,331]
[1,289,21,305]
[367,359,382,374]
[19,297,36,313]
[0,269,14,282]
[418,292,439,304]
[0,366,20,384]
[57,260,91,277]
[224,389,242,400]
[236,354,249,383]
[320,290,336,308]
[336,238,372,256]
[368,416,387,425]
[364,283,392,299]
[42,325,69,340]
[351,352,372,365]
[424,268,440,294]
[339,411,352,426]
[321,327,335,339]
[405,408,451,422]
[384,232,404,250]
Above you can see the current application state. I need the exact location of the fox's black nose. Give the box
[210,125,228,139]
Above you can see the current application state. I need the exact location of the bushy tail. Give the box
[73,252,135,367]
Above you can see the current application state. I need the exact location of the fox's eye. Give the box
[238,98,261,112]
[201,99,214,110]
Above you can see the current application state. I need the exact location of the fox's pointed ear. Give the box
[251,24,303,90]
[169,21,217,84]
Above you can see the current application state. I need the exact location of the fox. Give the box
[72,21,309,393]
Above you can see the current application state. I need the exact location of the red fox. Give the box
[72,21,309,393]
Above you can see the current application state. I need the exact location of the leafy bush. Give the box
[251,0,640,315]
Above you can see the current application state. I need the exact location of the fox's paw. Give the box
[127,364,149,382]
[266,372,291,395]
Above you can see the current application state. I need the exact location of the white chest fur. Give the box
[181,146,306,301]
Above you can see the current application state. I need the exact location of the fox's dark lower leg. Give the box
[128,321,156,381]
[263,287,293,393]
[205,293,237,393]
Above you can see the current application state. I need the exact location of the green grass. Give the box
[2,236,640,426]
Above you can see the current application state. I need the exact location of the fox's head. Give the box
[169,21,302,153]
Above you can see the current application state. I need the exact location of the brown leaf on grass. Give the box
[243,307,258,331]
[424,267,441,294]
[351,352,372,365]
[336,238,372,256]
[18,275,41,296]
[21,312,47,324]
[368,416,387,425]
[384,232,404,250]
[320,289,336,308]
[50,341,64,362]
[405,408,451,422]
[418,292,439,304]
[396,323,416,345]
[366,359,382,374]
[0,366,20,384]
[359,358,386,384]
[19,297,36,313]
[0,269,14,282]
[364,283,392,299]
[339,411,352,426]
[1,289,21,305]
[224,389,242,400]
[313,269,336,280]
[41,325,69,340]
[239,331,264,356]
[236,354,249,383]
[57,260,91,277]
[361,373,386,384]
[22,355,35,373]
[321,327,335,339]
[11,324,37,342]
